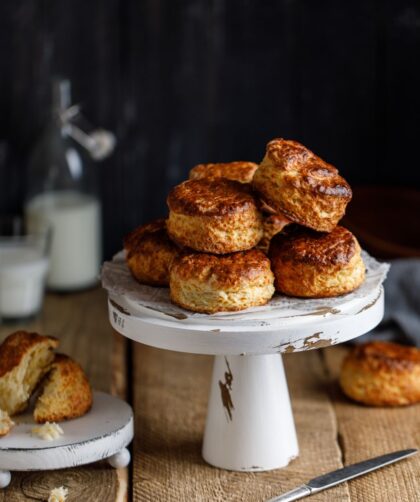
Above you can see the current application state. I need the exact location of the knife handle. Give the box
[266,485,312,502]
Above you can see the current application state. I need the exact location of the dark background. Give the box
[0,0,419,258]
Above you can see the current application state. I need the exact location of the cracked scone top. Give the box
[124,219,180,286]
[170,249,275,314]
[189,161,258,184]
[253,138,352,232]
[269,225,365,298]
[167,178,263,254]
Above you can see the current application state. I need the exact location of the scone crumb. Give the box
[0,409,15,437]
[31,422,64,441]
[48,486,68,502]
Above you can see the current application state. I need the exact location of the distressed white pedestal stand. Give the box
[0,392,134,488]
[107,283,384,472]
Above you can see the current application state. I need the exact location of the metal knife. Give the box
[267,448,417,502]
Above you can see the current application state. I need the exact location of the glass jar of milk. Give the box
[25,79,102,291]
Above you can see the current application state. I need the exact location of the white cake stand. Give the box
[106,282,384,472]
[0,392,134,488]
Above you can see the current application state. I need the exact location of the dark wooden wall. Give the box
[0,0,419,258]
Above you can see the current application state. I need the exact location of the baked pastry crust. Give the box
[269,225,365,297]
[167,179,263,254]
[189,161,258,184]
[0,331,58,415]
[340,342,420,406]
[34,354,93,423]
[0,331,58,379]
[124,219,180,286]
[170,249,275,313]
[253,138,352,232]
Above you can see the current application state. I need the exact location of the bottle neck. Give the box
[51,79,72,136]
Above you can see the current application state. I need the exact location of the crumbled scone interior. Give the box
[0,345,55,415]
[34,367,62,421]
[31,421,64,441]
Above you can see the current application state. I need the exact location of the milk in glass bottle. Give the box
[25,80,102,291]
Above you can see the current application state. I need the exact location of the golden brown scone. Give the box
[340,342,420,406]
[124,219,180,286]
[34,354,93,423]
[253,138,352,232]
[189,161,258,184]
[170,249,275,314]
[167,179,263,254]
[269,225,365,298]
[0,331,58,415]
[258,214,291,253]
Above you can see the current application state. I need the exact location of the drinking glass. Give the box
[0,216,51,322]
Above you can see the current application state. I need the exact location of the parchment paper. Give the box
[101,250,389,320]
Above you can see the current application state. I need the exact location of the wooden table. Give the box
[0,289,418,501]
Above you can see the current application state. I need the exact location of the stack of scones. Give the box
[124,138,365,314]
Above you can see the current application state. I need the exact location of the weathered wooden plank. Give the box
[323,346,420,502]
[0,289,124,502]
[132,345,349,501]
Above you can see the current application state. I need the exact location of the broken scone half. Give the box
[0,331,58,415]
[34,354,93,423]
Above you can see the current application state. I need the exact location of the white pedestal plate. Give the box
[0,392,134,488]
[106,282,384,472]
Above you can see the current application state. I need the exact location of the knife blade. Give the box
[266,448,417,502]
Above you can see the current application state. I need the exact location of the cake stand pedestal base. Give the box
[203,354,298,471]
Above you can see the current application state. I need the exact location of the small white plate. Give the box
[0,391,133,487]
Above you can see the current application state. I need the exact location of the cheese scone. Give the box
[253,138,352,232]
[340,342,420,406]
[189,161,258,184]
[167,179,263,254]
[269,226,365,298]
[0,331,58,415]
[124,219,180,286]
[170,249,275,314]
[34,354,92,423]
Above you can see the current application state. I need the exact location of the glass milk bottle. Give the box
[25,79,102,291]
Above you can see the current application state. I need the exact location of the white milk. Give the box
[0,245,49,318]
[25,191,102,290]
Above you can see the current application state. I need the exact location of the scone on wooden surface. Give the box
[189,161,258,184]
[124,218,180,286]
[167,179,263,254]
[253,138,352,232]
[34,354,92,423]
[0,409,14,437]
[0,331,58,415]
[340,342,420,406]
[170,249,275,314]
[269,225,365,298]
